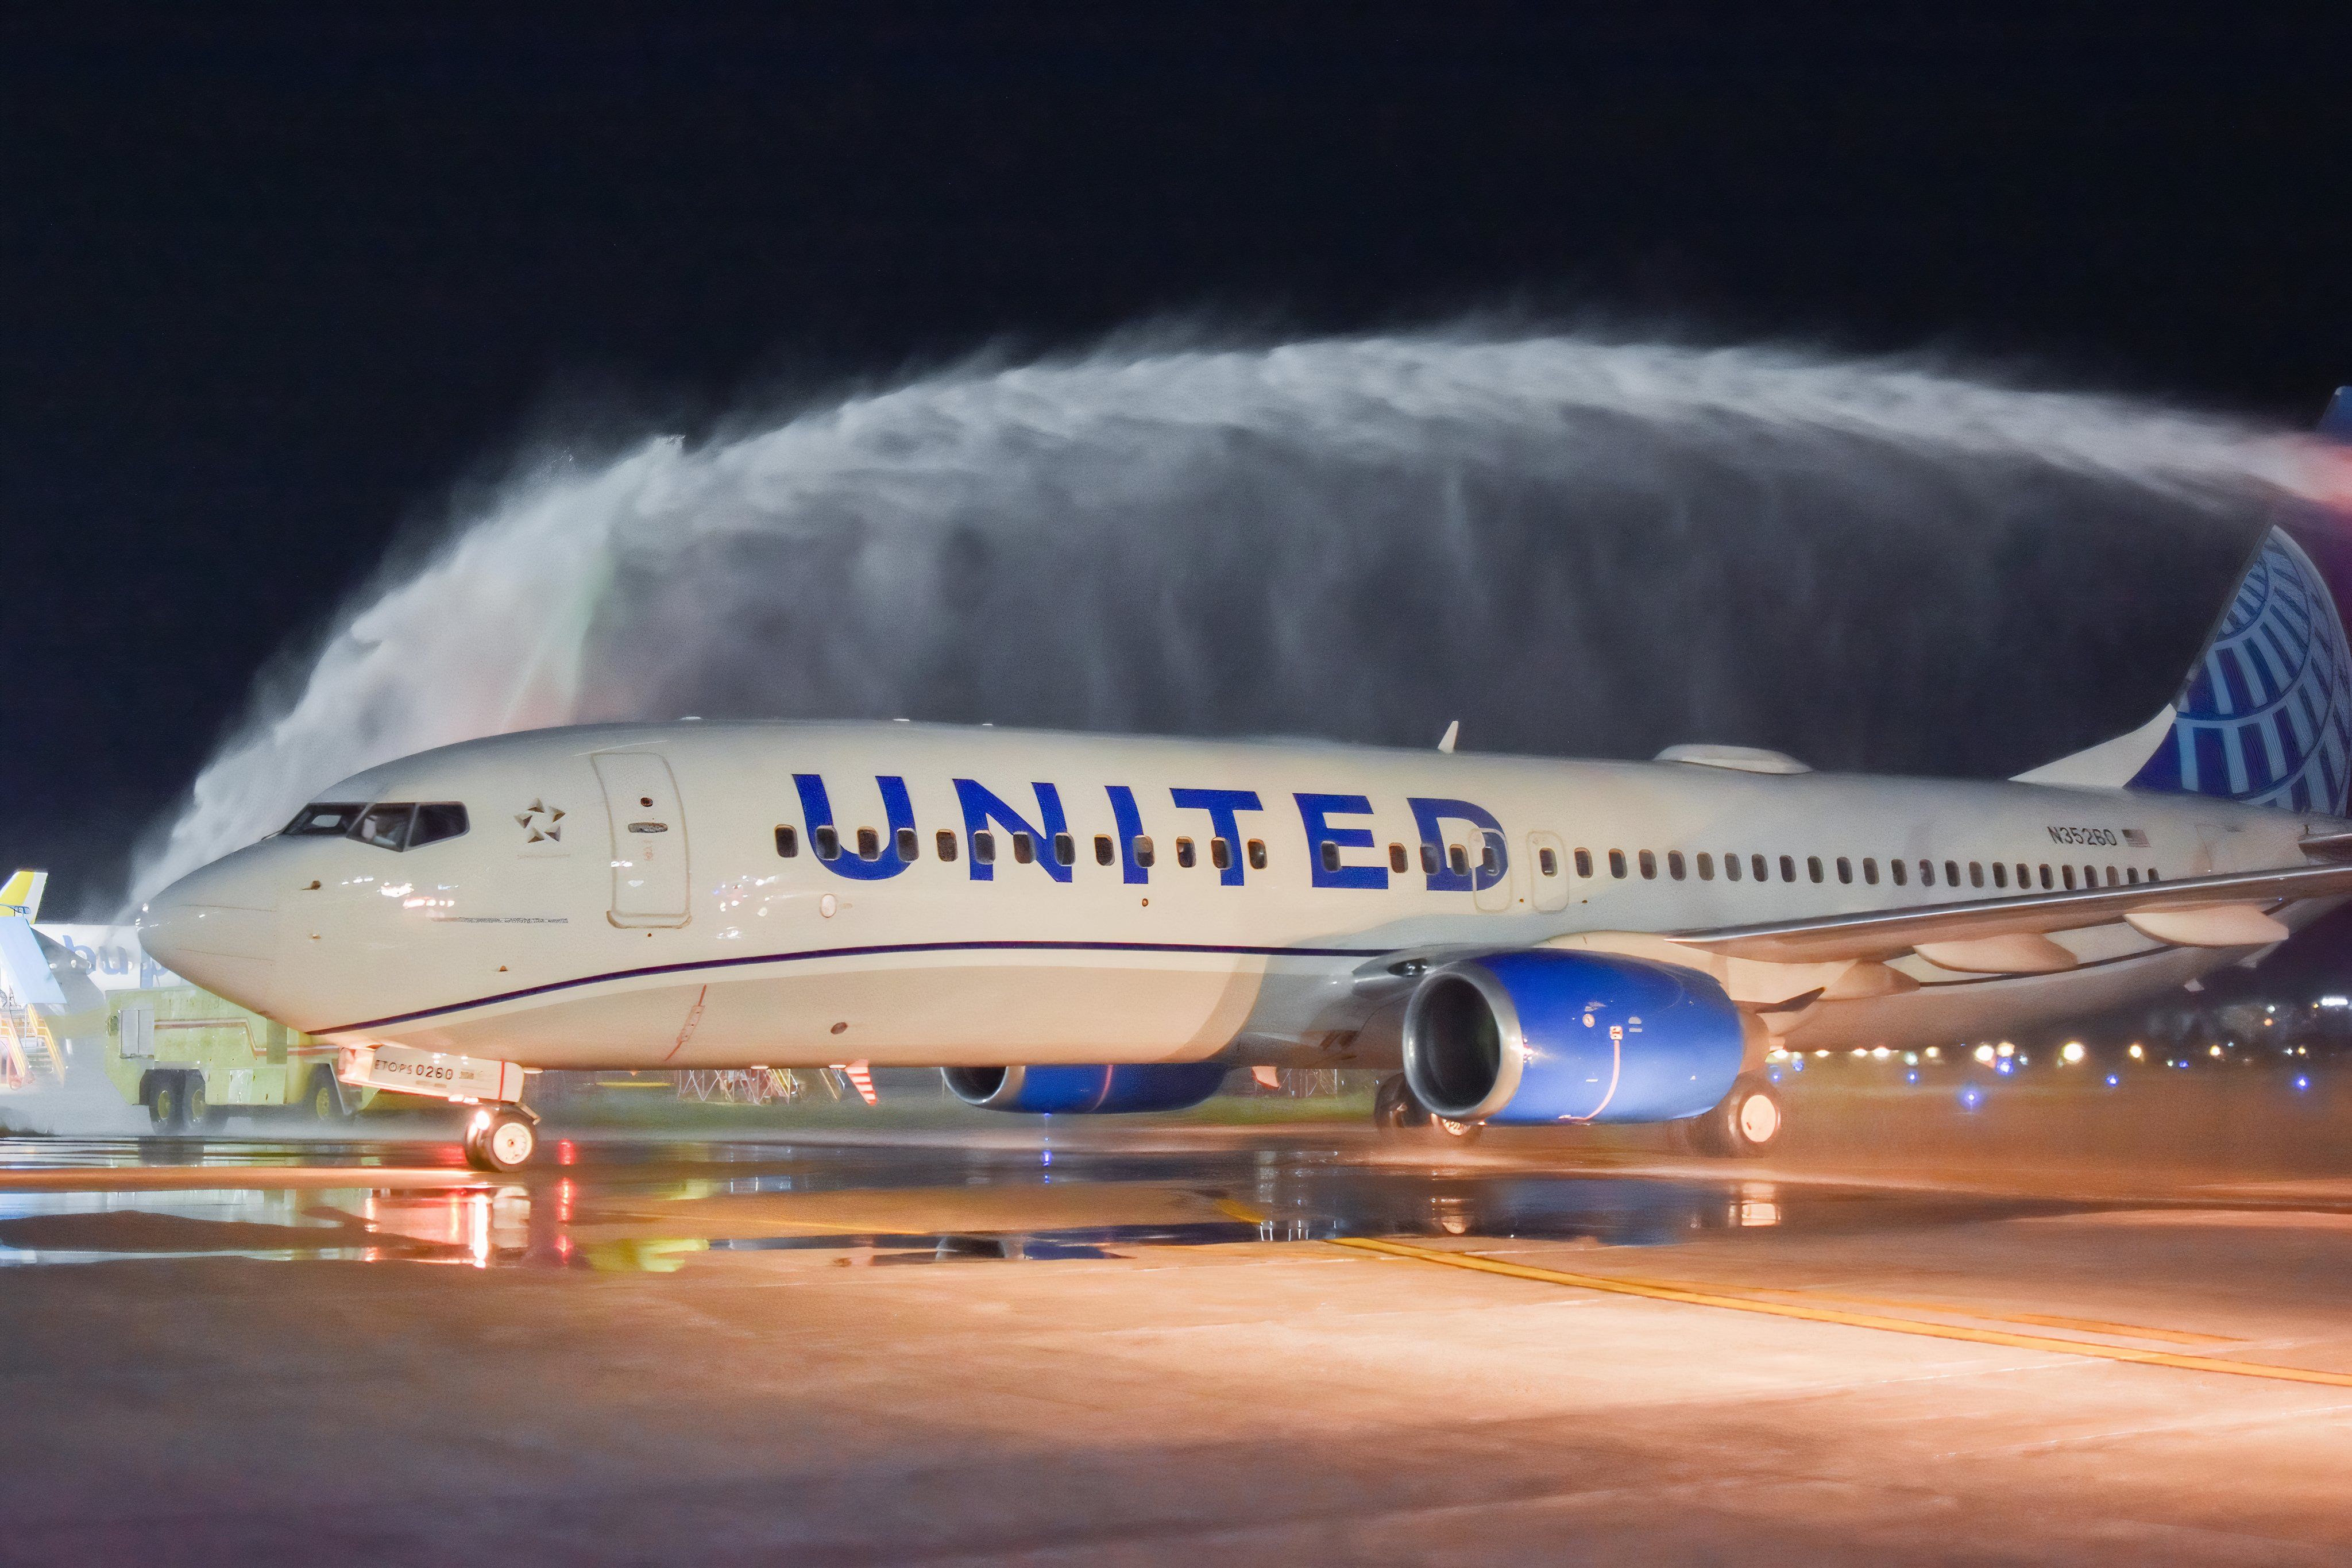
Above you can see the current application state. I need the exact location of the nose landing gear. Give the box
[462,1106,539,1172]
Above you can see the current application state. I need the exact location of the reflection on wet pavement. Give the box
[0,1133,2100,1272]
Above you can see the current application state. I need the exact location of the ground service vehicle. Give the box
[105,983,376,1130]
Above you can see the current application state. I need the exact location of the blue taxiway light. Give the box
[1959,1085,1984,1111]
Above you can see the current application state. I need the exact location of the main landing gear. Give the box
[1678,1073,1785,1159]
[461,1105,539,1173]
[1372,1073,1485,1146]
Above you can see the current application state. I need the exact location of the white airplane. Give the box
[141,395,2352,1172]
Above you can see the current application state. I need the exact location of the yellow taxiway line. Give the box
[1323,1233,2352,1390]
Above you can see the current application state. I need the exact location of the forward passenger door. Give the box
[592,751,692,928]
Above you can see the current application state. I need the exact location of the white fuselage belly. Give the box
[171,722,2338,1069]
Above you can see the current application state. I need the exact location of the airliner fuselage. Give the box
[137,719,2335,1076]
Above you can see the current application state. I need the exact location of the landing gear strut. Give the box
[1372,1073,1484,1146]
[461,1106,539,1173]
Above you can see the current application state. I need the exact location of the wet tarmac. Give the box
[3,1122,2351,1562]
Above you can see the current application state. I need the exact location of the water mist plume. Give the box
[123,330,2351,910]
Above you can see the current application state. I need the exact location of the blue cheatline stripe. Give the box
[316,937,1386,1035]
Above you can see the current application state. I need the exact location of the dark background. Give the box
[3,7,2349,948]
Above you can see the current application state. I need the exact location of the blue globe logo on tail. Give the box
[2129,528,2352,814]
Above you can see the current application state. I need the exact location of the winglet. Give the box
[1436,720,1459,754]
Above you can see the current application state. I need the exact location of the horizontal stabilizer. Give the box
[2010,707,2175,790]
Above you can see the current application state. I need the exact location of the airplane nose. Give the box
[138,855,281,1002]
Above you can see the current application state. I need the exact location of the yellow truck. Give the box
[104,983,377,1131]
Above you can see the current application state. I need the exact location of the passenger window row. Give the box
[774,826,1273,872]
[1566,848,2162,890]
[769,820,2164,897]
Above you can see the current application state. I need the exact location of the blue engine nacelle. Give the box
[1401,950,1747,1124]
[940,1063,1230,1114]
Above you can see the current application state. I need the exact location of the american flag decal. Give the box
[2121,828,2149,847]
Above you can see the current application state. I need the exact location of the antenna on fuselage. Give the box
[1436,720,1459,754]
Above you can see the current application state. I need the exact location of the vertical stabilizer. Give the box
[2015,390,2352,814]
[0,870,47,922]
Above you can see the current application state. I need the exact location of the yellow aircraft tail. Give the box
[0,870,47,921]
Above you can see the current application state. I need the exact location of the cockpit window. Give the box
[410,804,469,847]
[285,802,366,836]
[352,804,416,851]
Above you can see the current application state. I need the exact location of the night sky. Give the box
[4,9,2349,928]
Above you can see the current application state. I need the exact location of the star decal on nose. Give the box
[516,799,566,843]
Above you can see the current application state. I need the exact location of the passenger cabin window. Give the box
[1779,855,1795,882]
[1390,843,1409,873]
[1420,844,1440,874]
[1667,851,1686,880]
[1836,856,1852,885]
[1133,836,1155,868]
[896,827,918,862]
[1806,855,1824,883]
[1449,844,1469,875]
[1094,834,1115,866]
[1010,832,1034,865]
[2038,864,2052,889]
[1890,859,1907,886]
[1248,839,1267,871]
[1639,850,1658,879]
[1609,850,1628,879]
[1575,848,1594,878]
[1176,837,1196,868]
[2126,867,2140,885]
[1946,860,1960,887]
[410,804,469,848]
[814,825,841,861]
[2147,867,2159,882]
[1862,858,1879,886]
[353,803,415,851]
[857,827,881,861]
[1210,837,1231,871]
[1969,862,1984,888]
[775,825,800,858]
[1919,860,1935,887]
[2062,864,2076,890]
[1991,862,2007,888]
[1481,841,1499,874]
[285,802,366,837]
[937,830,959,863]
[1696,852,1714,881]
[1724,852,1741,882]
[1319,841,1341,873]
[1540,847,1559,877]
[1054,832,1075,867]
[972,830,995,865]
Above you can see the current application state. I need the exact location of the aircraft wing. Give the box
[1666,862,2352,966]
